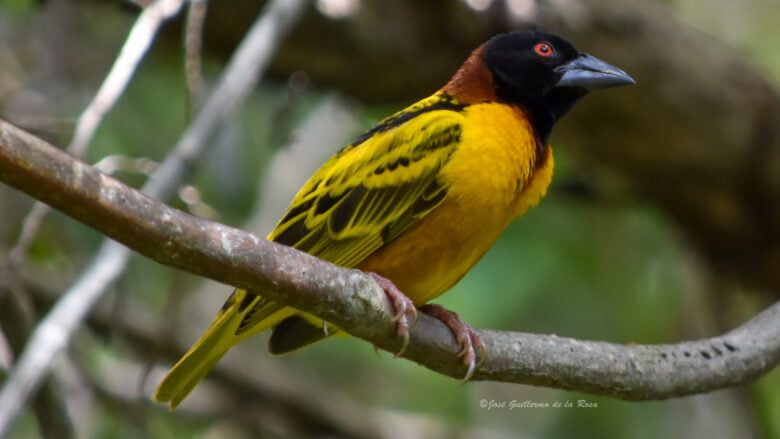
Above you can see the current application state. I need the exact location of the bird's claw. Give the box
[420,304,485,382]
[368,272,417,357]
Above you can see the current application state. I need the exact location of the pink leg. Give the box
[368,272,418,356]
[420,304,486,381]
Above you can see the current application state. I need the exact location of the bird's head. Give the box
[446,30,634,141]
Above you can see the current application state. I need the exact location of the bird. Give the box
[154,30,634,409]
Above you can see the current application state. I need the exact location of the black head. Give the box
[481,30,634,141]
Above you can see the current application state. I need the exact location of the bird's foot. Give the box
[367,272,417,357]
[420,304,486,381]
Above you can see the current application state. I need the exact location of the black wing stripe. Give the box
[346,96,465,149]
[314,191,348,216]
[329,186,367,234]
[295,227,328,254]
[412,124,462,157]
[273,217,312,247]
[278,198,315,226]
[269,97,465,269]
[380,177,446,244]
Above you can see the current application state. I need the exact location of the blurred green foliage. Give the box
[1,0,34,16]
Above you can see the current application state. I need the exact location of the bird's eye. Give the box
[533,42,555,58]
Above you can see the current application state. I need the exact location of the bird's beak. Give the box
[554,53,635,90]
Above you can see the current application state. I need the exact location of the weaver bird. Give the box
[155,30,634,408]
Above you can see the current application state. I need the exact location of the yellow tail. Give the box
[153,289,293,409]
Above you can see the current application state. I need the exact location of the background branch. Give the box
[8,0,185,265]
[0,1,186,436]
[0,0,306,435]
[184,0,208,106]
[1,118,778,403]
[0,255,74,439]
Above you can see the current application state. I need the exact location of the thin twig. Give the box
[0,0,307,435]
[0,257,75,439]
[248,95,359,233]
[0,2,184,435]
[1,117,778,404]
[9,0,186,266]
[184,0,208,106]
[93,154,159,176]
[144,0,307,202]
[20,278,512,439]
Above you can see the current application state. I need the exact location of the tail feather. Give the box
[153,289,293,409]
[269,315,335,354]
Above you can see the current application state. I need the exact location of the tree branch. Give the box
[1,118,778,402]
[0,2,185,436]
[8,0,186,265]
[0,0,307,434]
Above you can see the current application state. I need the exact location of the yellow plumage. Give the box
[153,27,637,411]
[154,91,553,408]
[359,100,552,303]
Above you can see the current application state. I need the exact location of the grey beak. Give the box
[554,53,635,90]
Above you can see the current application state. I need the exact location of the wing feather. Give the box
[268,94,465,268]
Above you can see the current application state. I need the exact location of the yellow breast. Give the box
[358,103,554,304]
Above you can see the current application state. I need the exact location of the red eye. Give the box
[534,42,555,58]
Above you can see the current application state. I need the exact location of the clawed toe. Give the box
[420,304,485,381]
[368,272,417,356]
[363,274,485,375]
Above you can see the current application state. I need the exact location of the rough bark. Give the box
[1,119,779,400]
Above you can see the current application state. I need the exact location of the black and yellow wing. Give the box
[258,93,467,351]
[153,94,467,408]
[269,93,465,265]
